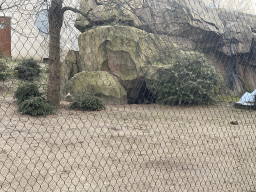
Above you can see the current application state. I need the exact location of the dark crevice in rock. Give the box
[68,51,80,80]
[205,50,256,93]
[127,79,156,104]
[75,18,135,33]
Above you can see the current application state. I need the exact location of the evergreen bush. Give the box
[18,96,53,116]
[0,61,8,81]
[147,53,222,105]
[14,59,41,81]
[70,95,105,111]
[14,83,42,104]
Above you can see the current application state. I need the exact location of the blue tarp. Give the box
[236,90,256,106]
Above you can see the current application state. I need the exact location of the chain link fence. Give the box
[0,0,256,191]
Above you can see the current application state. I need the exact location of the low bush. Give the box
[14,59,41,81]
[14,83,42,104]
[147,53,222,105]
[70,95,105,111]
[0,61,8,81]
[18,96,53,116]
[15,83,53,116]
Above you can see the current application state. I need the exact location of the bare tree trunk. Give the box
[46,0,91,107]
[47,0,63,107]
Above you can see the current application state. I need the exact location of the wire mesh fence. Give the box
[0,0,256,191]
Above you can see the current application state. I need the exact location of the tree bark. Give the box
[46,0,92,107]
[47,0,63,107]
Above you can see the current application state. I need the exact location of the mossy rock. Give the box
[78,26,179,78]
[65,71,127,104]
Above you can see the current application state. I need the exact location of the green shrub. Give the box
[147,53,222,105]
[14,83,42,104]
[18,96,53,116]
[14,59,41,81]
[0,61,8,81]
[70,95,105,111]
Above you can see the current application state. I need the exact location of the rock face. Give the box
[77,26,182,77]
[216,10,256,55]
[75,0,256,56]
[75,25,192,103]
[63,0,256,102]
[205,51,256,94]
[75,0,224,34]
[64,71,127,104]
[75,0,225,50]
[75,0,143,32]
[60,50,81,94]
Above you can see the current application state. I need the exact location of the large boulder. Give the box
[134,0,224,45]
[216,9,256,55]
[75,0,224,46]
[205,51,256,94]
[75,0,223,32]
[60,50,81,95]
[72,0,256,96]
[75,0,256,56]
[75,0,144,32]
[216,9,256,31]
[64,71,127,104]
[78,25,181,82]
[221,22,252,55]
[77,25,182,75]
[77,25,194,102]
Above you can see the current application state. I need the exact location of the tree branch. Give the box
[0,0,7,9]
[0,0,21,11]
[61,6,92,19]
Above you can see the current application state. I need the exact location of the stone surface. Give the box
[216,9,255,55]
[135,0,224,45]
[221,22,252,55]
[205,51,256,94]
[75,0,144,32]
[76,0,224,48]
[75,0,256,56]
[60,50,80,94]
[216,9,256,31]
[75,0,224,36]
[72,0,256,96]
[75,0,224,49]
[77,25,194,102]
[78,25,181,80]
[64,71,127,104]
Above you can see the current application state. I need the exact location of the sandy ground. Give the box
[0,96,256,191]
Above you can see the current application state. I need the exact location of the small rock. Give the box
[230,121,238,125]
[65,93,73,102]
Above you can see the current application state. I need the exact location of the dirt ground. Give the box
[1,96,256,191]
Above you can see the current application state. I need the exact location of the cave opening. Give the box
[127,80,156,104]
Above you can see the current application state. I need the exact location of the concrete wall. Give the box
[1,0,80,61]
